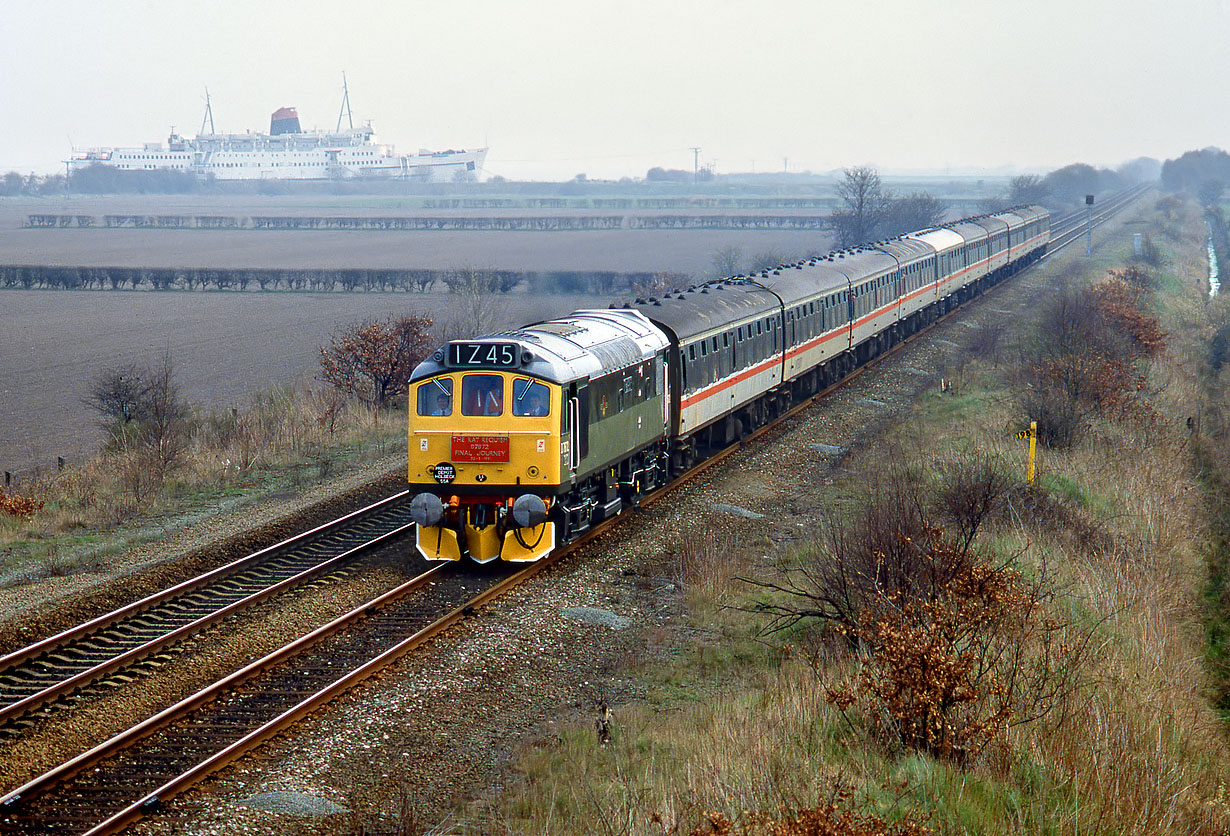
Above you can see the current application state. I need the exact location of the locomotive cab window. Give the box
[416,378,454,416]
[512,379,550,417]
[461,374,503,416]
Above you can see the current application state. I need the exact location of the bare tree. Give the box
[748,249,786,273]
[83,355,189,465]
[830,165,888,247]
[631,272,690,298]
[880,192,947,238]
[83,364,153,426]
[140,353,191,480]
[439,265,504,339]
[318,314,435,409]
[712,245,743,277]
[1009,174,1050,205]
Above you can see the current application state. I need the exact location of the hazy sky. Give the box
[3,0,1227,181]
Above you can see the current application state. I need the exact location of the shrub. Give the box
[754,463,1082,766]
[1020,383,1087,449]
[318,313,434,409]
[676,792,932,835]
[0,489,44,521]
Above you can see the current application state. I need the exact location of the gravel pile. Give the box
[238,792,349,817]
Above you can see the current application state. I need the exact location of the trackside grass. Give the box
[0,382,404,587]
[446,195,1230,835]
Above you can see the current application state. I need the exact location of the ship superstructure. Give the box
[68,85,487,183]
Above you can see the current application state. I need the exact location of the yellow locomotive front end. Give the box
[408,347,561,563]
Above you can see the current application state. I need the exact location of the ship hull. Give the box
[70,129,487,183]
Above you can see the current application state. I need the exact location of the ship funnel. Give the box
[270,107,301,135]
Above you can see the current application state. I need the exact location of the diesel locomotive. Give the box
[406,205,1050,562]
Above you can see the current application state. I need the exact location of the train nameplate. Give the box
[446,342,520,369]
[451,435,510,463]
[430,463,456,484]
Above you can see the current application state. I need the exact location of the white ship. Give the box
[68,82,488,183]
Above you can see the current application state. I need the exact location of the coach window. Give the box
[416,378,453,416]
[462,374,503,416]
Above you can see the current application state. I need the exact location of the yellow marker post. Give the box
[1027,420,1037,485]
[1014,421,1038,485]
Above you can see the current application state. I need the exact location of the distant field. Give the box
[0,290,595,474]
[0,196,836,276]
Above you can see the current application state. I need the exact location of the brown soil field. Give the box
[0,290,593,474]
[0,196,834,275]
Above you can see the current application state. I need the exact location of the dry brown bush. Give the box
[671,792,931,836]
[1019,383,1088,449]
[0,489,43,520]
[751,468,946,637]
[1091,277,1167,357]
[318,313,434,409]
[823,537,1078,765]
[753,460,1084,766]
[1019,262,1168,447]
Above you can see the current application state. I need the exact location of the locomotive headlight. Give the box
[512,494,548,528]
[527,465,540,478]
[410,492,445,527]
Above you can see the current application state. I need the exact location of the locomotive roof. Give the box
[410,308,668,385]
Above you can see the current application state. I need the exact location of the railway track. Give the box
[0,186,1149,835]
[0,491,414,734]
[1044,183,1148,255]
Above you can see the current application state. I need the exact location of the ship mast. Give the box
[336,72,354,132]
[199,88,216,136]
